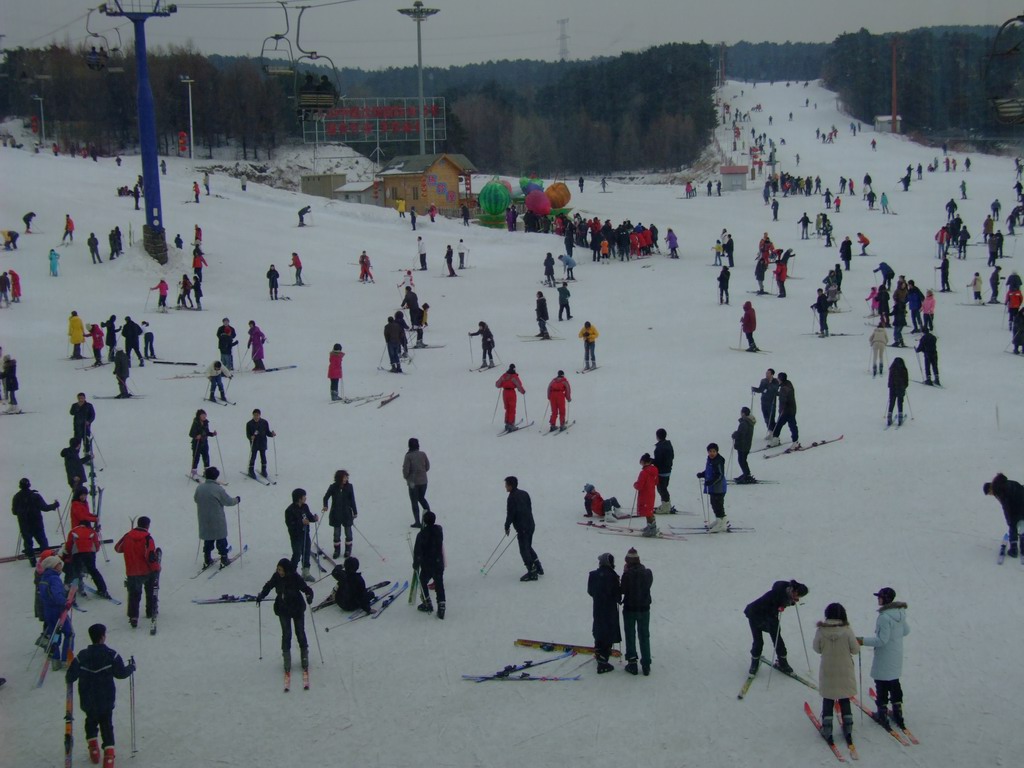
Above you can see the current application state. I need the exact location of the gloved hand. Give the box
[305,593,313,606]
[235,496,241,503]
[696,472,705,479]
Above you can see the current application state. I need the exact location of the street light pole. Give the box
[398,1,439,156]
[31,95,45,146]
[180,76,195,160]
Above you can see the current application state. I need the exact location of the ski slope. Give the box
[1,79,1022,767]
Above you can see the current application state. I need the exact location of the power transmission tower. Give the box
[557,18,569,61]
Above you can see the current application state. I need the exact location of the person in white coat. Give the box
[857,587,910,730]
[813,603,860,748]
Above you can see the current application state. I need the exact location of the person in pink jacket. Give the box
[328,343,344,401]
[88,324,105,367]
[150,280,169,312]
[921,289,936,331]
[247,321,267,371]
[634,453,660,537]
[865,286,879,316]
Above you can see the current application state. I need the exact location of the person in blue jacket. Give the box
[857,587,910,730]
[905,280,925,332]
[873,261,895,290]
[38,556,73,669]
[696,443,728,533]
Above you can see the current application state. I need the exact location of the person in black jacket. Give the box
[718,265,731,305]
[216,318,238,370]
[768,373,798,446]
[112,349,131,398]
[535,291,550,339]
[245,409,276,478]
[887,358,909,426]
[653,428,675,514]
[120,316,144,366]
[189,409,216,477]
[70,393,96,448]
[413,511,446,619]
[620,547,653,676]
[322,469,357,560]
[588,552,621,673]
[11,478,59,564]
[256,558,314,675]
[504,476,542,581]
[66,623,135,767]
[751,369,779,433]
[285,488,318,581]
[60,437,92,491]
[331,557,375,614]
[812,288,830,336]
[732,407,757,483]
[743,579,809,675]
[915,329,940,386]
[985,473,1024,558]
[468,321,495,368]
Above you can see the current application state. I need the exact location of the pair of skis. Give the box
[498,420,534,436]
[579,519,687,541]
[241,471,276,486]
[463,649,580,682]
[763,435,844,459]
[541,420,574,434]
[190,544,247,579]
[738,655,817,700]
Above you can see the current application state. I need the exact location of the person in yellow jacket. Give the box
[578,321,599,370]
[68,311,86,359]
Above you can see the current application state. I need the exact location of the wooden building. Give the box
[378,153,477,215]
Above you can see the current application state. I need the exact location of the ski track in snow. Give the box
[1,79,1022,767]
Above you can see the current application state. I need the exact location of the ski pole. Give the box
[480,535,506,573]
[482,533,517,575]
[378,346,387,371]
[915,351,924,378]
[307,603,325,665]
[725,447,734,480]
[352,522,386,562]
[257,600,263,660]
[766,621,783,691]
[14,533,21,559]
[794,602,813,675]
[905,391,914,421]
[143,291,151,314]
[737,329,742,350]
[697,477,708,527]
[272,436,278,478]
[522,393,528,423]
[468,335,474,367]
[236,505,243,566]
[491,391,501,424]
[857,650,864,726]
[214,434,225,469]
[194,538,201,564]
[129,661,137,756]
[57,490,73,539]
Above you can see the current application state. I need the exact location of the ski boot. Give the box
[333,544,341,560]
[247,468,257,479]
[596,659,614,674]
[103,746,115,768]
[819,715,835,745]
[301,567,314,583]
[891,703,906,730]
[437,601,446,620]
[534,561,544,576]
[656,501,672,515]
[886,413,892,426]
[748,656,760,676]
[641,521,659,538]
[283,651,292,673]
[766,435,781,447]
[842,714,854,745]
[344,542,352,558]
[88,738,101,764]
[519,569,538,582]
[300,649,309,671]
[641,661,650,676]
[418,598,434,614]
[773,656,793,675]
[708,516,729,534]
[549,424,558,432]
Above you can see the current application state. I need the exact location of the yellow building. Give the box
[379,153,477,216]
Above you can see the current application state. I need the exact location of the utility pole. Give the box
[557,19,569,61]
[891,37,899,134]
[398,1,439,156]
[180,76,195,160]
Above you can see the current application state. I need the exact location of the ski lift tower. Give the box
[100,1,176,264]
[398,1,439,156]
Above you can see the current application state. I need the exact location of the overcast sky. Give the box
[4,0,1023,70]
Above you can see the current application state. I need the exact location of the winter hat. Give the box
[19,478,30,490]
[277,558,294,573]
[598,552,614,568]
[582,484,595,493]
[344,556,360,572]
[40,556,63,571]
[873,587,896,604]
[625,548,640,563]
[741,407,750,415]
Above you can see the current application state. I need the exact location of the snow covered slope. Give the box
[1,80,1022,767]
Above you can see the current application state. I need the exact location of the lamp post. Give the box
[31,94,45,146]
[398,0,439,156]
[180,75,195,160]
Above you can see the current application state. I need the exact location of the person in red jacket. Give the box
[62,214,75,244]
[192,247,208,282]
[9,269,20,302]
[327,343,344,401]
[495,364,526,432]
[582,484,623,520]
[634,453,660,537]
[70,486,98,528]
[65,520,110,598]
[89,324,105,367]
[774,260,788,298]
[741,301,759,351]
[546,370,572,431]
[114,516,160,628]
[194,224,202,244]
[289,252,303,286]
[358,251,374,283]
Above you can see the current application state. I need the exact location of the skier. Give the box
[767,372,798,446]
[247,321,267,371]
[812,603,860,750]
[193,181,200,203]
[578,321,598,370]
[68,311,86,359]
[751,369,779,433]
[11,478,59,565]
[112,350,131,399]
[2,354,18,411]
[989,266,1003,304]
[266,264,280,300]
[535,291,550,339]
[620,547,653,676]
[114,516,160,629]
[38,556,74,668]
[495,364,526,432]
[774,259,787,298]
[176,275,193,310]
[403,438,431,528]
[558,253,576,280]
[413,511,446,619]
[327,343,344,401]
[245,409,276,479]
[141,322,156,360]
[49,248,60,276]
[289,252,303,286]
[23,211,35,232]
[754,258,768,294]
[922,290,936,332]
[330,556,376,613]
[666,228,679,258]
[194,467,241,569]
[8,269,20,303]
[193,247,208,282]
[62,214,75,243]
[256,559,314,683]
[545,370,572,432]
[886,358,909,426]
[322,469,357,559]
[542,253,555,287]
[732,407,757,484]
[743,579,809,676]
[70,392,96,448]
[205,360,232,403]
[984,473,1024,557]
[915,328,940,386]
[869,322,888,377]
[64,516,110,597]
[504,476,542,581]
[358,251,374,283]
[857,587,910,731]
[297,206,311,227]
[798,212,811,239]
[121,316,144,366]
[697,443,728,532]
[417,237,427,270]
[285,488,318,582]
[66,623,135,768]
[87,232,101,264]
[634,453,659,537]
[216,318,238,370]
[384,316,403,373]
[653,428,674,514]
[967,272,983,303]
[587,553,620,673]
[189,409,216,477]
[582,484,623,519]
[557,281,572,321]
[458,240,468,269]
[812,288,830,337]
[468,321,495,369]
[873,261,894,290]
[718,265,731,304]
[741,301,758,351]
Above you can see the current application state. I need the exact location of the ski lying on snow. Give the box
[763,435,843,459]
[729,347,771,353]
[377,393,400,408]
[576,366,600,374]
[81,584,122,604]
[461,673,580,682]
[997,533,1010,564]
[514,639,621,657]
[192,594,259,605]
[463,649,575,682]
[731,477,779,484]
[593,527,686,541]
[202,545,248,579]
[370,580,408,618]
[331,392,385,405]
[804,702,847,762]
[669,524,755,533]
[323,582,402,626]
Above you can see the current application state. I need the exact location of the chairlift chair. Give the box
[294,6,342,117]
[986,15,1024,124]
[260,2,295,77]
